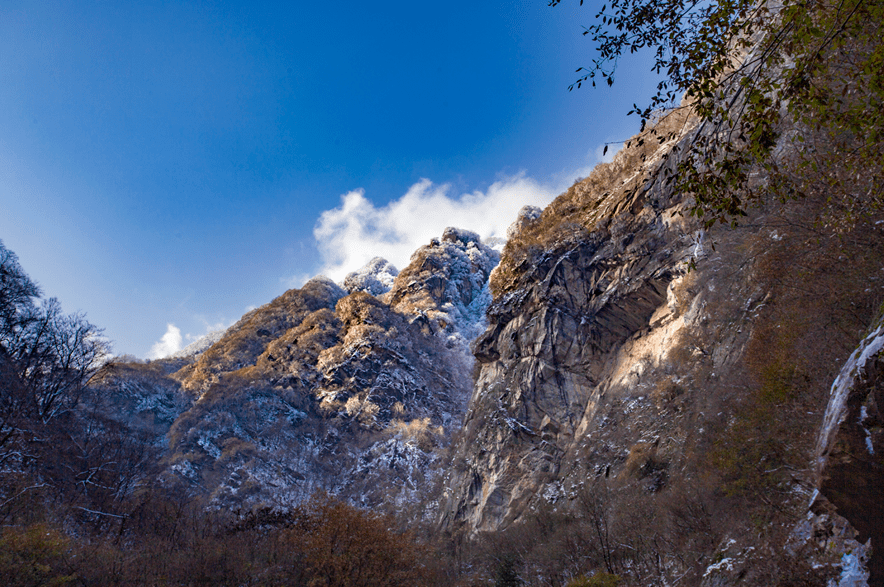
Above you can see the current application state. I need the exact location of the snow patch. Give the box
[702,543,754,580]
[703,557,736,577]
[831,552,870,587]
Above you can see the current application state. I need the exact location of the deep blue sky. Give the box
[0,0,659,357]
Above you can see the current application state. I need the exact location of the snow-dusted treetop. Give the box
[343,257,400,297]
[506,205,542,240]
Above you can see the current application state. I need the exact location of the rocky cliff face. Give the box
[440,133,698,533]
[437,110,884,585]
[440,112,711,532]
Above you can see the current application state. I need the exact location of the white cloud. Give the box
[308,173,559,283]
[148,323,183,359]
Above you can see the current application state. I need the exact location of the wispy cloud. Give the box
[148,323,183,359]
[282,273,316,290]
[146,319,233,360]
[307,173,558,283]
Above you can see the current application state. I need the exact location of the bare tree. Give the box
[0,241,109,466]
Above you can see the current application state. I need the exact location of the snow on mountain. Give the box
[97,227,501,516]
[342,257,400,296]
[169,329,227,359]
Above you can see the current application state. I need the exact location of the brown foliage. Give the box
[710,202,884,499]
[0,524,76,587]
[285,495,426,587]
[176,278,344,393]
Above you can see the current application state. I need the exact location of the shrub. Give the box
[493,555,523,587]
[0,524,77,587]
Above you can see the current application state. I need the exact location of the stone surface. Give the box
[439,134,703,533]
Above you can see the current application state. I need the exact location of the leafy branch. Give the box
[553,0,884,229]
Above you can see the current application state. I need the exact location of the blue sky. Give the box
[0,0,659,357]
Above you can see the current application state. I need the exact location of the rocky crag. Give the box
[93,228,498,516]
[437,110,884,585]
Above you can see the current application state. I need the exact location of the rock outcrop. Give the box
[441,112,705,533]
[815,318,884,584]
